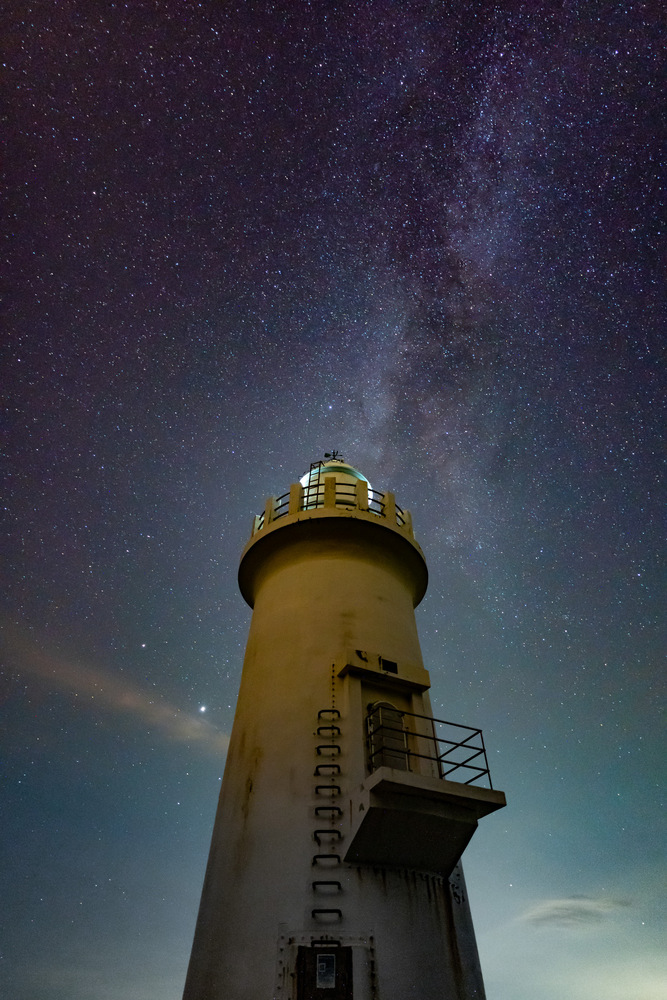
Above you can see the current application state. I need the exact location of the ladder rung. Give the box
[314,829,343,844]
[312,908,342,920]
[314,764,340,776]
[315,785,341,796]
[315,806,343,817]
[316,744,341,755]
[312,853,341,866]
[318,709,341,719]
[317,725,341,736]
[312,880,342,892]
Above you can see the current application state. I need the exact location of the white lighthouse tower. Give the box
[183,457,505,1000]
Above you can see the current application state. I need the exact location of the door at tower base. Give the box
[296,946,353,1000]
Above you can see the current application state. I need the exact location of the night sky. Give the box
[3,3,665,998]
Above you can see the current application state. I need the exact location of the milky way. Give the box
[4,4,664,999]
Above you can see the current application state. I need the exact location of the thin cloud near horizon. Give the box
[5,630,230,756]
[520,895,632,928]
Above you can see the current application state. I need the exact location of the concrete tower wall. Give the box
[183,467,504,1000]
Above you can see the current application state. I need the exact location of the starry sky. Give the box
[3,2,665,998]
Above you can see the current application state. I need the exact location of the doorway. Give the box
[296,945,353,999]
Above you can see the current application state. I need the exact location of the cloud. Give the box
[5,632,230,756]
[521,895,631,929]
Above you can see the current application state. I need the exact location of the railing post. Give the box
[356,479,369,511]
[288,482,303,515]
[402,508,414,536]
[263,496,275,526]
[383,490,397,523]
[323,475,336,507]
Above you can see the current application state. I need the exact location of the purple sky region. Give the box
[3,3,664,999]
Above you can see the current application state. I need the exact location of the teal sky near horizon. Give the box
[3,2,664,998]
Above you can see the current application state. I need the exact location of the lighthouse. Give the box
[183,457,505,1000]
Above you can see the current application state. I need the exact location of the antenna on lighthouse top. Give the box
[324,450,342,461]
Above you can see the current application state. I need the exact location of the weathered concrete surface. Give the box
[182,461,502,1000]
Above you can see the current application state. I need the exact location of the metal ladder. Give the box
[311,708,344,923]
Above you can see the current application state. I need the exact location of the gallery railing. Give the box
[366,703,494,789]
[255,482,406,530]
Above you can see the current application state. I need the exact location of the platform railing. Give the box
[366,704,494,789]
[254,482,406,531]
